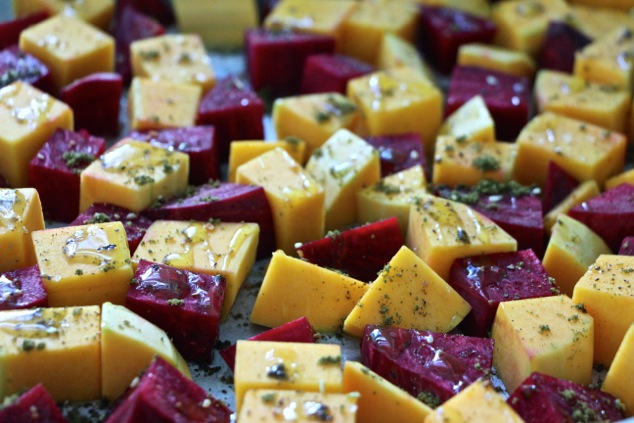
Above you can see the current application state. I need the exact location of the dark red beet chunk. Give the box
[361,325,494,404]
[448,249,556,337]
[296,217,404,282]
[0,383,67,423]
[543,161,580,215]
[105,356,232,423]
[0,265,47,311]
[115,0,175,26]
[143,183,275,259]
[619,236,634,255]
[196,77,264,162]
[446,66,531,141]
[0,46,53,92]
[508,372,625,423]
[71,203,153,254]
[29,129,106,222]
[245,28,336,97]
[0,11,48,51]
[365,133,428,179]
[568,183,634,252]
[60,72,122,136]
[300,54,375,95]
[220,316,315,371]
[127,260,225,362]
[129,126,218,185]
[539,21,591,73]
[417,6,496,74]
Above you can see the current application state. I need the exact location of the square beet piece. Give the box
[539,21,591,74]
[300,53,375,95]
[0,265,47,311]
[0,45,53,93]
[365,133,428,178]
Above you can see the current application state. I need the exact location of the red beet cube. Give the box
[28,129,106,222]
[365,133,428,179]
[245,28,336,97]
[129,126,218,185]
[543,161,580,215]
[448,249,556,337]
[446,66,531,141]
[619,236,634,255]
[143,182,275,259]
[115,0,175,26]
[0,383,67,423]
[196,77,264,162]
[417,6,497,74]
[61,72,122,136]
[105,356,232,423]
[0,46,53,93]
[0,265,47,311]
[361,325,494,404]
[296,217,404,282]
[219,316,315,371]
[508,372,625,423]
[300,53,375,95]
[126,260,225,362]
[0,11,49,51]
[539,21,591,74]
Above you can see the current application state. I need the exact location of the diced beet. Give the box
[619,236,634,255]
[245,28,336,97]
[542,161,580,215]
[105,356,232,423]
[0,12,49,51]
[364,133,428,179]
[539,21,591,74]
[300,54,375,95]
[219,316,315,371]
[196,77,264,162]
[417,6,497,74]
[126,260,225,362]
[361,325,494,404]
[0,383,67,423]
[446,66,531,141]
[71,203,153,254]
[448,250,556,337]
[568,183,634,251]
[508,372,625,423]
[0,265,47,311]
[28,129,106,222]
[0,46,53,93]
[296,217,404,282]
[129,126,218,185]
[60,72,122,136]
[143,183,275,259]
[116,0,174,26]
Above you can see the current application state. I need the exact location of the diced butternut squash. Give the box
[602,322,634,417]
[457,43,536,78]
[228,139,306,182]
[377,34,435,85]
[533,70,585,114]
[606,168,634,190]
[438,95,495,143]
[13,0,114,30]
[568,3,634,40]
[543,180,600,234]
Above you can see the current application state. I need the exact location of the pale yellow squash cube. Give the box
[572,254,634,366]
[491,295,594,393]
[602,322,634,417]
[457,43,536,78]
[236,148,325,254]
[132,220,259,320]
[406,194,517,281]
[13,0,114,30]
[416,0,490,17]
[513,112,626,187]
[343,361,432,423]
[343,246,471,338]
[80,139,189,213]
[306,129,380,230]
[19,15,114,92]
[234,341,344,412]
[32,221,133,307]
[568,4,634,40]
[606,169,634,190]
[533,70,585,114]
[273,93,358,157]
[250,250,369,332]
[101,302,191,402]
[228,138,306,182]
[0,306,101,401]
[438,95,495,143]
[0,81,73,188]
[0,188,45,273]
[378,34,436,85]
[543,180,600,234]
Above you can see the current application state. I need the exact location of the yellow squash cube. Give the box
[80,139,189,213]
[438,95,495,143]
[228,138,306,182]
[491,295,594,393]
[0,188,45,273]
[572,254,634,366]
[19,15,114,92]
[602,322,634,417]
[0,306,101,401]
[568,4,634,40]
[377,34,435,85]
[0,81,73,188]
[457,43,536,78]
[13,0,115,30]
[533,70,585,114]
[606,168,634,190]
[236,148,325,254]
[250,250,369,332]
[32,221,133,307]
[306,129,380,230]
[343,246,471,338]
[132,220,259,319]
[543,180,600,234]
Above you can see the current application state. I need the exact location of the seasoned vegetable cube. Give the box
[542,161,580,215]
[365,133,427,178]
[0,383,66,423]
[543,180,599,234]
[0,265,47,311]
[458,43,536,78]
[13,0,114,30]
[438,95,495,143]
[602,322,634,417]
[300,54,374,95]
[228,139,305,182]
[0,45,52,93]
[538,21,591,73]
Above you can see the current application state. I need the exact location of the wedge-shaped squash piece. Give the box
[606,168,634,190]
[438,95,495,143]
[572,254,634,366]
[543,179,600,234]
[533,69,585,113]
[306,129,379,230]
[0,306,101,401]
[343,246,470,338]
[343,361,432,423]
[228,138,306,182]
[377,34,434,85]
[457,43,536,78]
[407,194,517,281]
[491,295,594,393]
[250,250,368,332]
[602,323,634,417]
[543,215,611,297]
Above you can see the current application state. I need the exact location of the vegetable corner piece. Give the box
[602,322,634,418]
[0,383,67,423]
[0,45,53,93]
[0,265,48,311]
[13,0,115,30]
